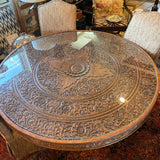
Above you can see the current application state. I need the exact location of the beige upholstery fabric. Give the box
[124,12,160,58]
[38,0,77,36]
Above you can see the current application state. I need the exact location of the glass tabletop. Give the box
[0,31,159,150]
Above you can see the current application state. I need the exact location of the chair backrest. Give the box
[0,6,21,51]
[38,0,77,36]
[124,12,160,59]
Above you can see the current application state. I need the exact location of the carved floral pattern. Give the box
[0,32,158,150]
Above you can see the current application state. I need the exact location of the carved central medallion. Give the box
[33,45,118,101]
[68,63,89,76]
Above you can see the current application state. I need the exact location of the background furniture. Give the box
[91,0,132,33]
[20,0,46,25]
[71,0,93,29]
[76,8,86,30]
[38,0,77,36]
[81,0,93,27]
[13,0,44,35]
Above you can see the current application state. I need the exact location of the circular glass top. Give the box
[0,31,159,150]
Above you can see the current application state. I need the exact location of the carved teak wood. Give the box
[0,31,159,151]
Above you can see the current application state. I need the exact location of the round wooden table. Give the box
[0,31,159,151]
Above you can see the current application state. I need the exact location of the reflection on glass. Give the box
[71,32,97,50]
[0,47,32,85]
[32,38,56,50]
[119,97,126,103]
[0,55,23,85]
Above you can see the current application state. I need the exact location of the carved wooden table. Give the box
[0,31,159,151]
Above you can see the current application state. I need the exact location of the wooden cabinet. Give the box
[13,0,39,34]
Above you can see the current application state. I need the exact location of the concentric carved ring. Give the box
[33,50,119,101]
[67,63,90,77]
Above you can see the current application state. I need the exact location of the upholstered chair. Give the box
[38,0,77,36]
[124,11,160,60]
